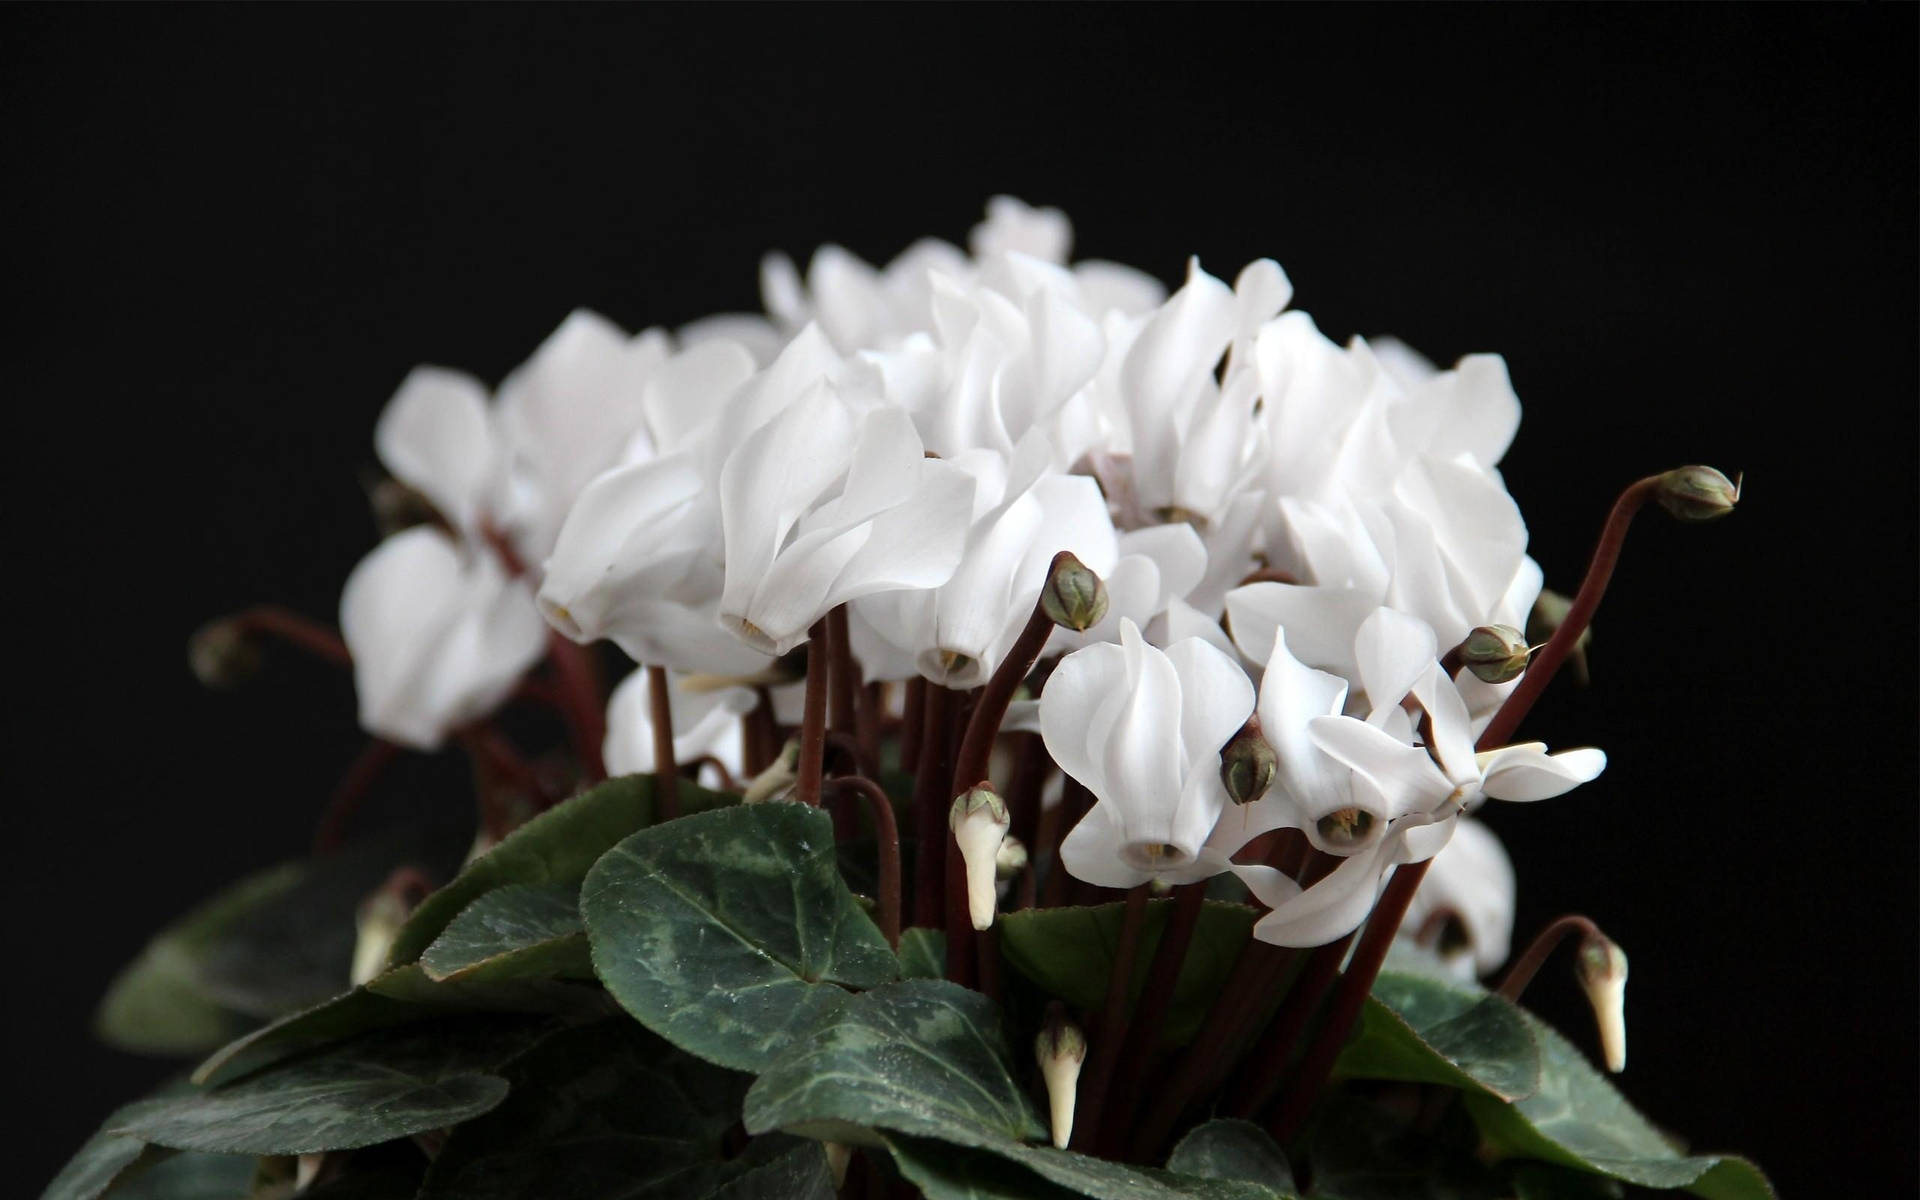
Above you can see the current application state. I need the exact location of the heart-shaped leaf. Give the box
[388,774,731,966]
[1335,970,1541,1101]
[102,1151,255,1200]
[582,801,897,1072]
[747,980,1289,1200]
[420,1018,824,1198]
[419,882,590,984]
[997,901,1258,1044]
[897,928,946,980]
[1167,1120,1294,1192]
[1462,1011,1773,1199]
[118,1018,547,1156]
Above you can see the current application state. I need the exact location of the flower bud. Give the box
[1655,465,1739,522]
[1219,717,1278,806]
[1458,625,1531,685]
[823,1143,853,1189]
[1527,589,1592,686]
[1575,932,1629,1073]
[1033,1008,1087,1150]
[1041,552,1109,632]
[950,785,1011,930]
[995,834,1029,881]
[351,868,429,986]
[742,738,801,805]
[187,619,263,690]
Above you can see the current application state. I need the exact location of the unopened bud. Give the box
[950,785,1011,931]
[1034,1009,1087,1150]
[995,835,1029,881]
[1575,933,1629,1073]
[1527,589,1592,686]
[1041,552,1109,632]
[1220,717,1278,805]
[823,1142,853,1189]
[742,738,801,805]
[188,619,263,690]
[1458,625,1531,685]
[351,869,429,987]
[1655,465,1739,522]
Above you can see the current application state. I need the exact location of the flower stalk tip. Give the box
[188,619,263,690]
[1654,465,1740,522]
[950,785,1011,931]
[1040,551,1109,632]
[1034,1009,1088,1150]
[1576,932,1629,1073]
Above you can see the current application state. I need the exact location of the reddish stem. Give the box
[647,665,679,820]
[1230,933,1350,1118]
[900,677,927,773]
[910,685,957,927]
[951,602,1056,799]
[313,738,401,854]
[823,775,902,949]
[1495,914,1605,1001]
[827,605,861,741]
[795,619,831,807]
[547,633,607,782]
[230,605,350,666]
[1073,884,1150,1151]
[1103,882,1209,1152]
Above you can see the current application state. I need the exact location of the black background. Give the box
[7,5,1914,1195]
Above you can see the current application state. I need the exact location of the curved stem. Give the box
[647,665,679,819]
[951,608,1053,799]
[1495,914,1605,1001]
[230,605,350,666]
[313,738,400,854]
[822,776,902,948]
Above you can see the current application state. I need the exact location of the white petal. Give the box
[1163,637,1256,767]
[1355,607,1438,717]
[1041,640,1130,798]
[1058,803,1152,890]
[374,367,496,537]
[1226,582,1376,677]
[1479,746,1607,802]
[604,670,753,778]
[1308,716,1453,821]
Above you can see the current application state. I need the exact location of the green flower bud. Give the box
[1527,589,1592,685]
[1655,465,1739,522]
[1219,717,1278,805]
[1041,552,1109,632]
[1458,624,1531,685]
[187,618,263,690]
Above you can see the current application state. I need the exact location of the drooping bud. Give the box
[1040,552,1109,632]
[742,738,801,804]
[950,785,1011,930]
[1458,624,1531,685]
[1220,716,1278,805]
[1527,589,1592,685]
[995,834,1029,881]
[823,1142,853,1189]
[187,618,263,690]
[1655,465,1739,522]
[1033,1007,1088,1150]
[350,868,430,987]
[1575,932,1629,1073]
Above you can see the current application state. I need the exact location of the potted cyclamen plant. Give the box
[51,198,1769,1200]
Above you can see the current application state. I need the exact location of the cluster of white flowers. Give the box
[339,197,1605,967]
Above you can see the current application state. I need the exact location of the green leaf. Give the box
[581,801,898,1071]
[419,1018,785,1198]
[1305,1092,1510,1200]
[117,1019,546,1156]
[997,901,1258,1044]
[105,1152,254,1199]
[897,928,947,980]
[97,840,450,1055]
[388,774,732,966]
[747,981,1288,1200]
[885,1136,1086,1200]
[41,1099,171,1200]
[192,964,605,1087]
[1462,1011,1774,1200]
[744,978,1043,1148]
[418,882,591,984]
[1335,971,1540,1101]
[1168,1120,1294,1192]
[704,1141,837,1200]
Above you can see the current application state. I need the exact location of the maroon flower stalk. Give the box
[794,618,832,807]
[822,775,902,948]
[647,664,679,819]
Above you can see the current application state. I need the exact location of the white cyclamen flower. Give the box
[1041,619,1255,888]
[339,526,546,750]
[716,382,974,655]
[1399,816,1517,979]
